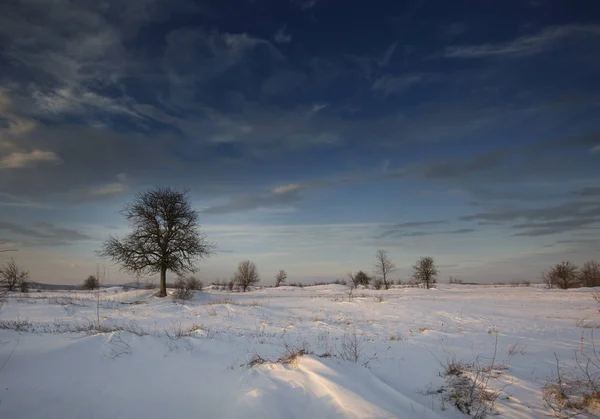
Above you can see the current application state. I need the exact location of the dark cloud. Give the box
[0,221,91,246]
[512,218,600,237]
[377,226,476,239]
[576,187,600,196]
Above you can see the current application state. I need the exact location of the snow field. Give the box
[0,284,598,418]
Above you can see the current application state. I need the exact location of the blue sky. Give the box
[0,0,599,285]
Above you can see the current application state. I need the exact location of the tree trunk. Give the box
[159,266,167,297]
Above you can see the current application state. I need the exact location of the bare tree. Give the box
[413,256,438,289]
[99,188,214,297]
[234,260,260,292]
[0,258,29,291]
[580,260,600,288]
[373,249,396,290]
[83,275,99,290]
[275,269,287,287]
[543,261,580,290]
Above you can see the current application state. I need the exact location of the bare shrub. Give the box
[227,279,235,291]
[185,276,203,291]
[0,258,29,291]
[234,260,260,292]
[441,336,502,418]
[580,260,600,288]
[372,278,383,290]
[172,277,195,300]
[339,327,363,363]
[373,249,396,290]
[542,261,581,290]
[413,256,438,289]
[19,279,30,293]
[83,275,99,290]
[145,279,156,290]
[508,342,526,356]
[543,332,600,418]
[275,269,287,287]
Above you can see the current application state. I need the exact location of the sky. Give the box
[1,0,599,285]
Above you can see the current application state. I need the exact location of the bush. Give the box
[348,271,371,288]
[580,260,600,288]
[20,280,30,293]
[543,334,600,418]
[83,275,100,290]
[0,258,29,291]
[172,276,199,300]
[371,278,383,290]
[542,261,580,290]
[185,276,203,291]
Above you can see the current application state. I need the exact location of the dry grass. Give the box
[441,336,503,418]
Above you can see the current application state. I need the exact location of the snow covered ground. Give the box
[0,284,598,418]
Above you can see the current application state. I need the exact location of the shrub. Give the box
[20,280,30,293]
[542,261,580,290]
[83,275,100,290]
[348,271,371,288]
[0,258,29,291]
[372,278,383,290]
[172,276,195,300]
[580,260,600,288]
[185,276,203,291]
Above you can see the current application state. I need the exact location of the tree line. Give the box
[3,187,598,295]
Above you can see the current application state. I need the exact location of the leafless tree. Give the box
[373,249,395,290]
[99,187,214,297]
[275,269,287,287]
[234,260,260,292]
[543,261,580,290]
[83,275,100,290]
[413,256,438,289]
[0,258,29,291]
[580,260,600,288]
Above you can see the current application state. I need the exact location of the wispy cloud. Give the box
[378,43,397,67]
[0,150,61,169]
[274,26,292,44]
[443,24,600,58]
[371,74,429,97]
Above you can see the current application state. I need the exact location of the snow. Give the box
[1,284,599,418]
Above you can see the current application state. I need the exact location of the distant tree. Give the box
[0,258,29,291]
[234,260,260,292]
[83,275,99,290]
[348,270,371,288]
[373,249,396,290]
[413,256,438,289]
[543,261,580,290]
[99,187,214,297]
[275,269,287,287]
[227,279,235,291]
[580,260,600,288]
